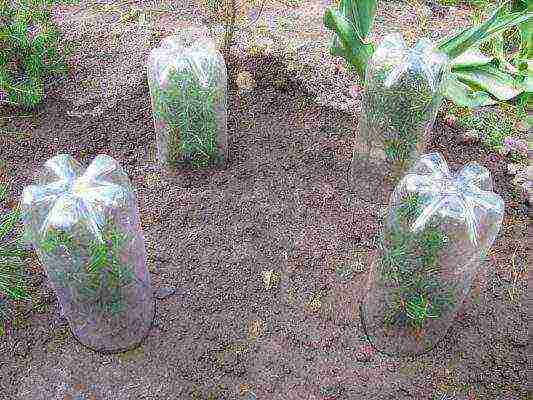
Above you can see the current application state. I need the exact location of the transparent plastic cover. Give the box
[21,154,154,353]
[361,153,504,357]
[147,25,228,169]
[349,33,449,204]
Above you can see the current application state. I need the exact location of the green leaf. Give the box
[443,72,499,107]
[453,64,525,101]
[437,4,532,59]
[450,48,494,69]
[0,257,28,300]
[0,185,7,202]
[338,0,377,41]
[324,7,375,80]
[0,209,21,242]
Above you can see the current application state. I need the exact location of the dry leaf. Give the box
[307,293,322,313]
[236,70,256,92]
[248,319,266,340]
[262,270,280,290]
[239,383,251,395]
[287,287,296,304]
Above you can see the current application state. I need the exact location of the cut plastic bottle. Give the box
[21,154,155,353]
[147,25,228,170]
[349,33,449,205]
[360,153,504,357]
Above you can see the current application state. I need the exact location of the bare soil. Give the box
[0,53,529,400]
[0,0,529,397]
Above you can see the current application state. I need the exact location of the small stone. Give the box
[498,146,510,156]
[506,163,520,175]
[262,269,280,290]
[154,286,176,300]
[13,340,30,357]
[236,70,256,93]
[444,114,457,128]
[418,5,433,19]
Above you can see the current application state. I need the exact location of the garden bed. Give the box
[0,50,529,399]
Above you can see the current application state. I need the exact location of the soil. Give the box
[0,3,530,400]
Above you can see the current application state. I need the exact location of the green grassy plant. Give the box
[0,184,30,326]
[151,69,221,169]
[362,66,441,184]
[0,0,75,109]
[40,223,135,317]
[378,194,456,331]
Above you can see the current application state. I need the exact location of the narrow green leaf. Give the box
[338,0,377,41]
[451,48,494,69]
[437,4,532,59]
[453,64,525,100]
[443,73,498,108]
[324,7,374,80]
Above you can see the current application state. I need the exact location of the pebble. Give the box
[355,345,375,363]
[506,163,520,175]
[13,339,31,357]
[154,286,176,300]
[461,129,480,144]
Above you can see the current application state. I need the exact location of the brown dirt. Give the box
[0,3,529,400]
[0,53,529,399]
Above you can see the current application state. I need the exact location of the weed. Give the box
[0,185,30,326]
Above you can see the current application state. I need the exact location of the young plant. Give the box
[151,69,221,169]
[21,154,155,352]
[148,31,228,170]
[41,223,135,317]
[0,0,73,109]
[324,1,532,108]
[348,34,448,201]
[363,60,444,183]
[379,194,455,332]
[362,153,505,357]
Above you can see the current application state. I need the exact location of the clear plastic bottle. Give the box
[349,33,449,205]
[21,154,155,353]
[360,153,504,357]
[147,25,228,169]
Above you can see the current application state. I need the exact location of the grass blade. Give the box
[450,48,494,69]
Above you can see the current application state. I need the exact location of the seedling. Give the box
[362,153,504,357]
[150,70,222,169]
[148,31,228,170]
[40,223,135,318]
